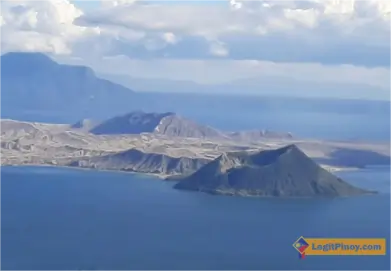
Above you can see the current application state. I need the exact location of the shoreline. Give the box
[1,164,386,199]
[0,163,173,180]
[320,164,359,172]
[1,162,360,178]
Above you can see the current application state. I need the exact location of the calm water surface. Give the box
[4,94,390,142]
[1,166,390,270]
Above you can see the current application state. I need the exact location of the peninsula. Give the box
[1,111,389,197]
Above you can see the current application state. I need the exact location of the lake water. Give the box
[133,93,391,142]
[3,93,390,142]
[1,166,390,270]
[2,94,390,269]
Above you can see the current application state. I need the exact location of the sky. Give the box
[1,0,390,100]
[71,0,226,9]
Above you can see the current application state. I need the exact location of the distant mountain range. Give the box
[99,72,390,101]
[73,110,292,140]
[1,52,135,116]
[2,52,388,127]
[174,145,372,197]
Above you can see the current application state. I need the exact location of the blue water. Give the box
[2,93,390,269]
[134,93,390,142]
[3,93,390,142]
[1,166,390,270]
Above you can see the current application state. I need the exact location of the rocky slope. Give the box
[2,119,389,178]
[87,110,294,140]
[89,111,226,139]
[174,145,372,197]
[69,148,209,177]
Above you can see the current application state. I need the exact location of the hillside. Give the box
[88,110,292,140]
[174,144,372,197]
[1,119,389,177]
[1,52,135,116]
[89,111,226,139]
[68,148,209,177]
[71,119,100,131]
[227,130,293,141]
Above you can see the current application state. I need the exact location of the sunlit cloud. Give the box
[1,0,389,100]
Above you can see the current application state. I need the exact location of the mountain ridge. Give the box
[86,110,292,140]
[1,52,135,115]
[89,110,229,139]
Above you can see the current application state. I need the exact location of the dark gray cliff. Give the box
[174,144,373,197]
[68,148,209,176]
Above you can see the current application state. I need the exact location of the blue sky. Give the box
[72,1,101,10]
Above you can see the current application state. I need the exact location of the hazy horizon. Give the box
[1,0,390,101]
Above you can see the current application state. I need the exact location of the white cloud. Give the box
[0,0,99,54]
[71,0,390,66]
[1,0,389,65]
[208,40,229,57]
[102,0,138,8]
[1,0,389,100]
